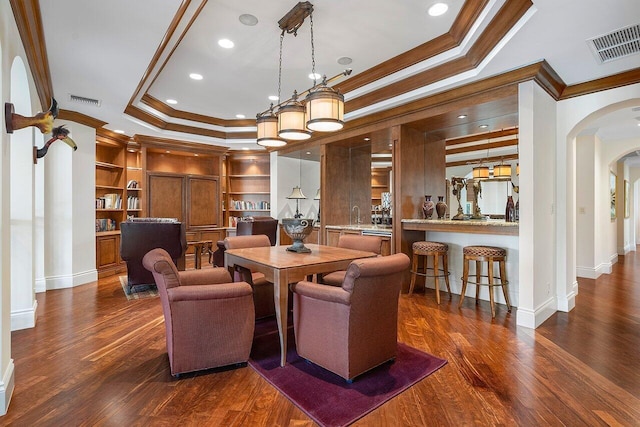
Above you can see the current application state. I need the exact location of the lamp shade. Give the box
[314,188,320,200]
[278,95,311,140]
[256,112,286,147]
[287,186,307,199]
[493,163,512,178]
[306,83,344,132]
[472,165,489,179]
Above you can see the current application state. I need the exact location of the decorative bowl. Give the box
[282,218,314,253]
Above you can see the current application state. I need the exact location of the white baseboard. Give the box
[45,269,98,290]
[35,276,46,293]
[576,261,611,278]
[556,281,577,312]
[11,300,38,331]
[0,359,15,416]
[516,296,556,329]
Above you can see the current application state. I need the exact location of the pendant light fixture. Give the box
[493,158,512,178]
[255,2,351,147]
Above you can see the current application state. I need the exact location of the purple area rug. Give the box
[249,318,447,427]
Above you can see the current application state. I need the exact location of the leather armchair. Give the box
[120,219,187,291]
[142,248,255,376]
[211,216,278,267]
[320,234,383,286]
[224,235,276,319]
[291,253,410,381]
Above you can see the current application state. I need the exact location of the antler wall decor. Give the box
[4,98,78,163]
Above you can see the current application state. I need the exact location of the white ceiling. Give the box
[38,0,640,150]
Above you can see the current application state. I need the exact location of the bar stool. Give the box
[458,245,511,318]
[409,241,451,304]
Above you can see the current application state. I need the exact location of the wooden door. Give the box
[186,176,220,228]
[148,173,184,220]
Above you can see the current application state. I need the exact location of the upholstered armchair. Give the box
[210,216,278,267]
[224,235,276,319]
[291,253,410,381]
[320,234,383,286]
[142,248,255,377]
[120,218,187,291]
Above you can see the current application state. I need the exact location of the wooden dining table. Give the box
[224,243,377,367]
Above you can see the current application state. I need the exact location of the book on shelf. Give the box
[95,218,117,232]
[100,193,122,209]
[229,199,270,210]
[127,196,140,210]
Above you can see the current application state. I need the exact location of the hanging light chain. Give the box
[309,11,316,86]
[278,31,284,103]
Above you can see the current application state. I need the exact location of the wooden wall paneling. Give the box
[350,144,372,226]
[322,144,352,228]
[186,176,219,228]
[147,173,184,220]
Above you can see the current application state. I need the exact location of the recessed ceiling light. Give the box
[337,57,352,65]
[239,14,258,26]
[236,114,246,119]
[166,99,178,104]
[268,95,279,101]
[194,153,199,157]
[127,149,136,153]
[309,73,322,80]
[165,150,171,154]
[479,124,489,129]
[457,114,467,119]
[218,39,234,49]
[114,129,125,134]
[189,73,203,80]
[428,3,449,17]
[306,151,311,155]
[364,137,371,141]
[242,147,250,151]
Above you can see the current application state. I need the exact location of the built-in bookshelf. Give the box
[125,148,143,219]
[225,152,271,227]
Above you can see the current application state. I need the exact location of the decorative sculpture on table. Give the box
[471,179,487,220]
[451,177,467,220]
[4,98,77,164]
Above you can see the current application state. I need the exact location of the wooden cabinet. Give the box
[325,227,392,256]
[225,152,271,227]
[95,131,131,277]
[371,167,391,223]
[279,225,319,246]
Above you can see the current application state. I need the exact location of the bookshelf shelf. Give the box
[224,152,271,227]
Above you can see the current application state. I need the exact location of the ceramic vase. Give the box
[505,195,516,222]
[436,196,447,219]
[422,195,435,219]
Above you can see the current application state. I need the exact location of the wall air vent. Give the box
[68,94,101,107]
[587,24,640,64]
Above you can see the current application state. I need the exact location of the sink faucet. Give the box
[352,205,361,225]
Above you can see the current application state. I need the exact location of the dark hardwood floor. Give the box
[3,250,640,426]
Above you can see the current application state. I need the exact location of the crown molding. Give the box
[58,109,107,129]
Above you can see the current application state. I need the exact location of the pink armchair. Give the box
[142,248,255,376]
[320,234,383,286]
[224,235,276,319]
[291,253,410,381]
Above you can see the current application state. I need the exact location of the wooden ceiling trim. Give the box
[446,138,518,155]
[345,0,533,113]
[335,0,488,94]
[446,153,518,168]
[9,0,53,110]
[141,94,254,127]
[446,128,518,146]
[560,68,640,100]
[58,109,108,129]
[96,128,131,144]
[134,134,229,155]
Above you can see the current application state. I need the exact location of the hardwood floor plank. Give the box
[3,254,640,425]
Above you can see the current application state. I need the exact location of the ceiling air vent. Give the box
[587,24,640,64]
[68,94,101,107]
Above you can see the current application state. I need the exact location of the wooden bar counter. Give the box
[401,218,519,235]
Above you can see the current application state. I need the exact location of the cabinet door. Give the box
[148,173,184,220]
[187,176,220,228]
[96,234,120,269]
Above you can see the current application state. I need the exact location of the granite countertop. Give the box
[325,224,393,234]
[401,218,519,227]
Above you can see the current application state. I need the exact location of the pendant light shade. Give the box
[305,82,345,132]
[493,163,512,178]
[278,94,311,140]
[472,165,490,179]
[256,110,286,147]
